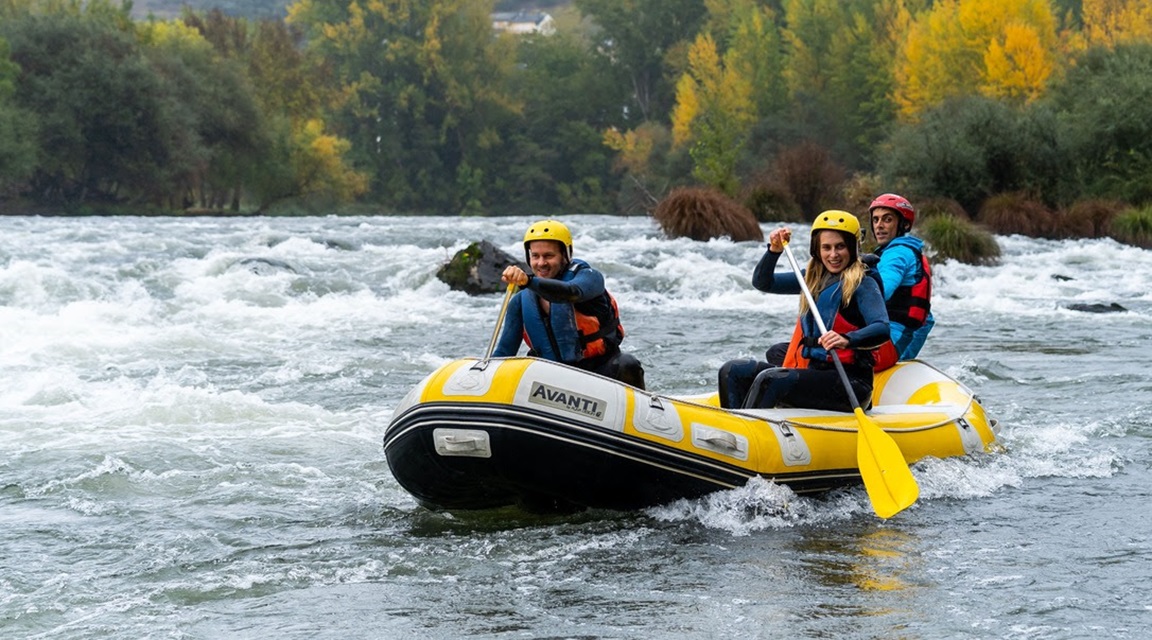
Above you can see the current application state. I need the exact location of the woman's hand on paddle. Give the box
[818,331,849,351]
[768,227,791,253]
[502,265,530,287]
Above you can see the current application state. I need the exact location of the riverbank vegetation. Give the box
[1,0,1151,250]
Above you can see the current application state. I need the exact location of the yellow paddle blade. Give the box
[855,408,920,519]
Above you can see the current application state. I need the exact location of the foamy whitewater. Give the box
[2,215,1150,638]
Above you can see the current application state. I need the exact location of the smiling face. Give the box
[871,207,903,245]
[816,230,852,274]
[527,240,567,279]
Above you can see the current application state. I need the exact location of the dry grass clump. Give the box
[1054,199,1126,238]
[653,187,764,242]
[977,192,1055,237]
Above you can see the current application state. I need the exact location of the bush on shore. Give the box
[1053,199,1126,239]
[920,213,1001,265]
[653,187,764,242]
[1109,207,1152,248]
[977,192,1056,237]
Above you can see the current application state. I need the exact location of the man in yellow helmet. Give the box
[493,219,646,389]
[718,211,890,410]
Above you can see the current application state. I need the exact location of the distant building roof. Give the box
[491,11,556,36]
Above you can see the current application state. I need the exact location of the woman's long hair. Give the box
[799,229,865,316]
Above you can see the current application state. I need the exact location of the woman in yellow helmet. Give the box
[718,211,890,411]
[492,219,646,389]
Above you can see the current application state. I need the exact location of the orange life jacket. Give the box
[575,292,624,359]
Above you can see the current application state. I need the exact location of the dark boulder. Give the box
[437,240,522,295]
[1064,302,1127,313]
[232,257,298,275]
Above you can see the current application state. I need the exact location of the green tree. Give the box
[499,34,629,214]
[575,0,708,122]
[0,36,38,199]
[179,12,365,209]
[141,18,271,209]
[288,0,519,213]
[671,32,756,194]
[879,95,1065,213]
[1047,44,1152,204]
[780,0,920,166]
[1,5,175,205]
[705,0,786,125]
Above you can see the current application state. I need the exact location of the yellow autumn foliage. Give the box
[1081,0,1152,48]
[983,22,1053,102]
[603,126,658,177]
[137,19,211,50]
[294,119,369,201]
[895,0,1058,117]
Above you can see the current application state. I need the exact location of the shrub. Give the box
[1109,207,1152,248]
[652,186,764,242]
[1046,45,1152,204]
[977,192,1056,237]
[920,214,1001,265]
[841,173,885,217]
[915,197,970,221]
[1054,199,1126,239]
[740,175,802,223]
[879,96,1065,213]
[769,140,846,219]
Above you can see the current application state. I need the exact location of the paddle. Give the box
[483,282,517,361]
[780,241,919,518]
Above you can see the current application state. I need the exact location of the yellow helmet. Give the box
[523,219,573,260]
[811,210,863,243]
[810,210,862,263]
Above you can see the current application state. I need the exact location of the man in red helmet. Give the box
[867,193,934,359]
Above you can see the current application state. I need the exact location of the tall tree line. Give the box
[2,0,1152,215]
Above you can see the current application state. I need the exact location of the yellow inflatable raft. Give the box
[384,357,998,512]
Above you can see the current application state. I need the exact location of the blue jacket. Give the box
[875,235,935,359]
[875,236,926,306]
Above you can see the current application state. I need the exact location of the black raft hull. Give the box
[381,357,1000,513]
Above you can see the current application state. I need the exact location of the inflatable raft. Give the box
[384,357,998,513]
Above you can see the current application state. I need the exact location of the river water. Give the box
[1,214,1149,639]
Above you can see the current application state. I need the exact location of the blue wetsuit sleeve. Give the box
[877,245,917,301]
[844,278,890,348]
[751,248,802,294]
[491,293,524,357]
[528,265,605,303]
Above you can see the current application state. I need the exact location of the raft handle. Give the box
[433,428,493,458]
[701,432,739,450]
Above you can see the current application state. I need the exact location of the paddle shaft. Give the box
[483,283,517,361]
[781,240,919,518]
[780,243,862,411]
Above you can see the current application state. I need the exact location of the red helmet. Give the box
[868,193,916,226]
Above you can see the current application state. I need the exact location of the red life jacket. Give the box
[884,246,932,328]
